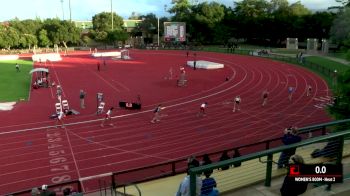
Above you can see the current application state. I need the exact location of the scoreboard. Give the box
[164,22,186,42]
[289,164,343,183]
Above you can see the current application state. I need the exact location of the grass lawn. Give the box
[328,51,349,61]
[305,56,349,74]
[202,45,349,89]
[0,60,33,102]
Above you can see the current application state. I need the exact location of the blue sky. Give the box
[0,0,342,21]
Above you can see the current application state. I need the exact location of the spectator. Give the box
[311,138,341,159]
[278,127,302,168]
[176,166,202,196]
[201,154,213,176]
[201,173,219,196]
[188,155,200,168]
[40,184,56,196]
[63,188,71,196]
[31,187,40,196]
[232,148,242,167]
[202,154,212,165]
[219,150,230,170]
[280,154,308,196]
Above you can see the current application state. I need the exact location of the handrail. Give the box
[8,119,350,195]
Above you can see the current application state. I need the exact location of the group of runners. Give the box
[53,60,313,128]
[54,84,313,128]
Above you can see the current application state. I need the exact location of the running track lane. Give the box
[0,50,331,194]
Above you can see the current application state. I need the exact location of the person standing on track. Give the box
[56,85,62,102]
[79,90,86,109]
[101,107,114,127]
[306,85,312,97]
[233,96,241,112]
[193,53,197,70]
[55,110,65,129]
[262,90,269,106]
[169,67,173,80]
[97,62,100,72]
[198,102,208,117]
[288,86,294,101]
[151,104,164,123]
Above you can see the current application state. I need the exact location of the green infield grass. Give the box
[0,60,33,102]
[305,56,349,74]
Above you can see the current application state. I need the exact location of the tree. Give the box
[81,35,91,47]
[92,12,125,44]
[92,12,124,32]
[107,30,129,45]
[134,13,158,43]
[289,1,311,16]
[269,0,289,13]
[330,7,350,48]
[42,19,81,47]
[336,0,350,7]
[19,34,38,48]
[301,12,336,41]
[0,26,8,49]
[94,31,108,43]
[10,19,42,35]
[329,69,350,119]
[168,0,192,21]
[38,29,51,47]
[190,2,225,43]
[1,26,20,49]
[193,2,225,29]
[234,0,270,18]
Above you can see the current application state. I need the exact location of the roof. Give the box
[123,20,142,28]
[73,20,142,29]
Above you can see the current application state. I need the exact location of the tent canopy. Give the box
[29,68,49,74]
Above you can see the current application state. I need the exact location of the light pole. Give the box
[111,0,114,30]
[60,0,65,20]
[333,69,337,87]
[69,0,71,21]
[157,17,160,46]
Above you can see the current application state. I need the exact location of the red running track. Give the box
[0,50,332,194]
